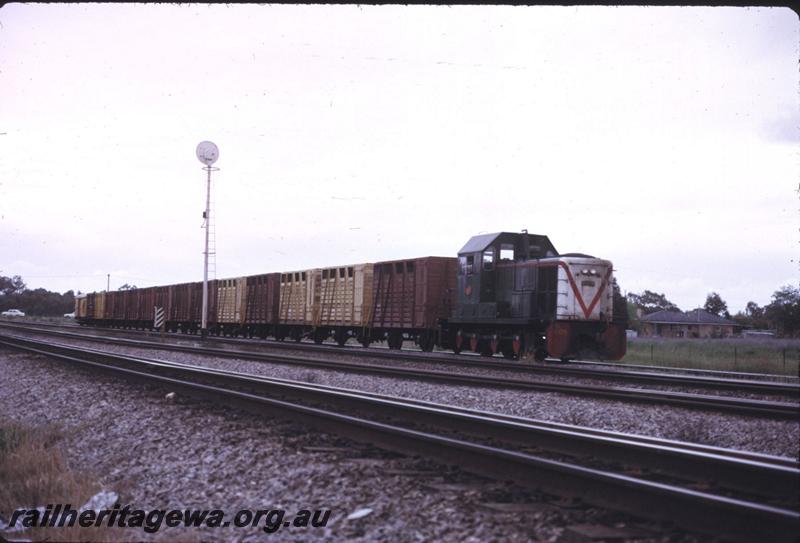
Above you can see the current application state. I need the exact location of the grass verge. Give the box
[622,337,800,375]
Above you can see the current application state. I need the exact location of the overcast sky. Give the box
[1,4,797,313]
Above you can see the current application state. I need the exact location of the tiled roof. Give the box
[641,309,740,326]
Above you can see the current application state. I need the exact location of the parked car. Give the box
[63,312,75,318]
[1,309,25,317]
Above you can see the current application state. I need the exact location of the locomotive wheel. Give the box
[501,347,517,360]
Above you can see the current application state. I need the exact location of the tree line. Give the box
[625,285,800,337]
[0,275,75,316]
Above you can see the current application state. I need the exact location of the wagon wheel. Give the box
[388,331,403,350]
[335,329,348,347]
[534,347,548,362]
[313,329,326,345]
[418,332,435,352]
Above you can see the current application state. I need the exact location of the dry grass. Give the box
[0,418,119,542]
[0,419,207,542]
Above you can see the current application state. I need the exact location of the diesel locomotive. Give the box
[446,231,627,361]
[75,231,627,361]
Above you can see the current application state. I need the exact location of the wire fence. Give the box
[624,337,800,376]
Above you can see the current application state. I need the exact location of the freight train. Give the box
[75,232,627,361]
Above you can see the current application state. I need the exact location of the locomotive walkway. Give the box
[0,333,797,542]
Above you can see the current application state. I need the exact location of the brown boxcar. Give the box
[136,287,154,326]
[123,289,139,323]
[244,273,281,337]
[370,256,457,350]
[107,290,125,323]
[169,283,191,323]
[93,291,107,320]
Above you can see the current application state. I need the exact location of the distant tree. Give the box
[745,301,764,319]
[610,278,629,327]
[118,283,137,291]
[731,301,770,330]
[765,285,800,337]
[625,300,641,331]
[627,290,680,314]
[0,275,26,296]
[703,292,730,318]
[0,276,75,316]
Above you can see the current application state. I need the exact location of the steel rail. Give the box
[1,325,798,419]
[0,333,797,542]
[2,320,796,395]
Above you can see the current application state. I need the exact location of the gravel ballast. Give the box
[0,347,701,542]
[4,333,799,458]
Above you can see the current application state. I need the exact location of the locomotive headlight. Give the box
[590,269,597,275]
[582,269,589,275]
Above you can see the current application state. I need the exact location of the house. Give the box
[640,309,742,339]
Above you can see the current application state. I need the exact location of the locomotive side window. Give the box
[466,255,475,275]
[483,250,494,270]
[458,256,467,275]
[500,244,514,261]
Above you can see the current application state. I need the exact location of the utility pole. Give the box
[107,274,110,292]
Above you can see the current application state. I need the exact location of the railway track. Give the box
[2,321,798,399]
[1,325,799,419]
[0,333,797,542]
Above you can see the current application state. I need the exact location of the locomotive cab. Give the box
[453,231,558,322]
